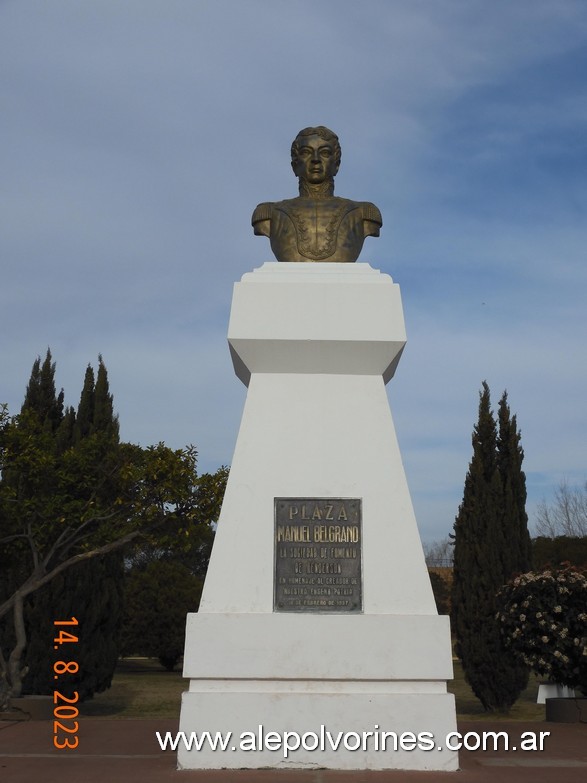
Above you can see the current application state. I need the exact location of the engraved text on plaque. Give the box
[274,498,362,612]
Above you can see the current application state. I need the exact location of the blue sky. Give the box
[1,1,586,543]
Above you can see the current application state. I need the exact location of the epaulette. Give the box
[363,202,382,226]
[251,202,273,225]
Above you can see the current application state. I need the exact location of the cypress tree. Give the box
[55,405,76,453]
[22,350,63,431]
[93,355,119,440]
[74,365,95,441]
[497,391,532,574]
[1,352,124,700]
[452,382,530,711]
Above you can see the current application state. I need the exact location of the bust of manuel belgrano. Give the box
[252,126,382,262]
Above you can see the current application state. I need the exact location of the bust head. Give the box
[290,126,341,190]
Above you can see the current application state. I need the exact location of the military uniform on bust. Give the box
[252,126,382,263]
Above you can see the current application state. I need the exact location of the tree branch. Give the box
[0,529,144,623]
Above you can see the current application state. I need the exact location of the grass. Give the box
[80,658,187,719]
[80,657,546,722]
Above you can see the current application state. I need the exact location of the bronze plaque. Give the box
[274,498,362,613]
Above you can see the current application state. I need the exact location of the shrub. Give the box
[496,565,587,694]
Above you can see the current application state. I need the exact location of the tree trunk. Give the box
[0,650,10,711]
[7,594,27,699]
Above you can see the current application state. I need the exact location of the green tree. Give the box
[4,353,125,700]
[0,353,206,706]
[22,554,124,699]
[532,535,587,568]
[120,464,227,671]
[428,571,451,616]
[452,382,531,712]
[121,560,203,671]
[497,391,532,576]
[21,351,64,431]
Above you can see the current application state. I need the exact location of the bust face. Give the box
[291,134,339,186]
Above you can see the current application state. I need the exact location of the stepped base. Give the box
[178,612,458,770]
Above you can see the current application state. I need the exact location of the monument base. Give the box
[179,691,457,771]
[179,264,459,771]
[178,613,458,771]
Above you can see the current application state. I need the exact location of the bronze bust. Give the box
[252,126,382,262]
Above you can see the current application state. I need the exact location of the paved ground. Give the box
[1,717,586,783]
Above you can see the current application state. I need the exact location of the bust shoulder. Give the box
[252,201,273,224]
[358,201,382,238]
[251,202,274,237]
[360,202,382,227]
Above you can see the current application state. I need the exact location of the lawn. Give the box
[80,657,546,722]
[80,658,186,719]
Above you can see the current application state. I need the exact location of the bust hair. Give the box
[291,126,341,171]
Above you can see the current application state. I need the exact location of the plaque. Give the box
[274,498,362,613]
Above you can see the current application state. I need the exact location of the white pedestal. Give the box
[179,263,458,771]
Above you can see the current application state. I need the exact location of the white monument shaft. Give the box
[179,262,458,771]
